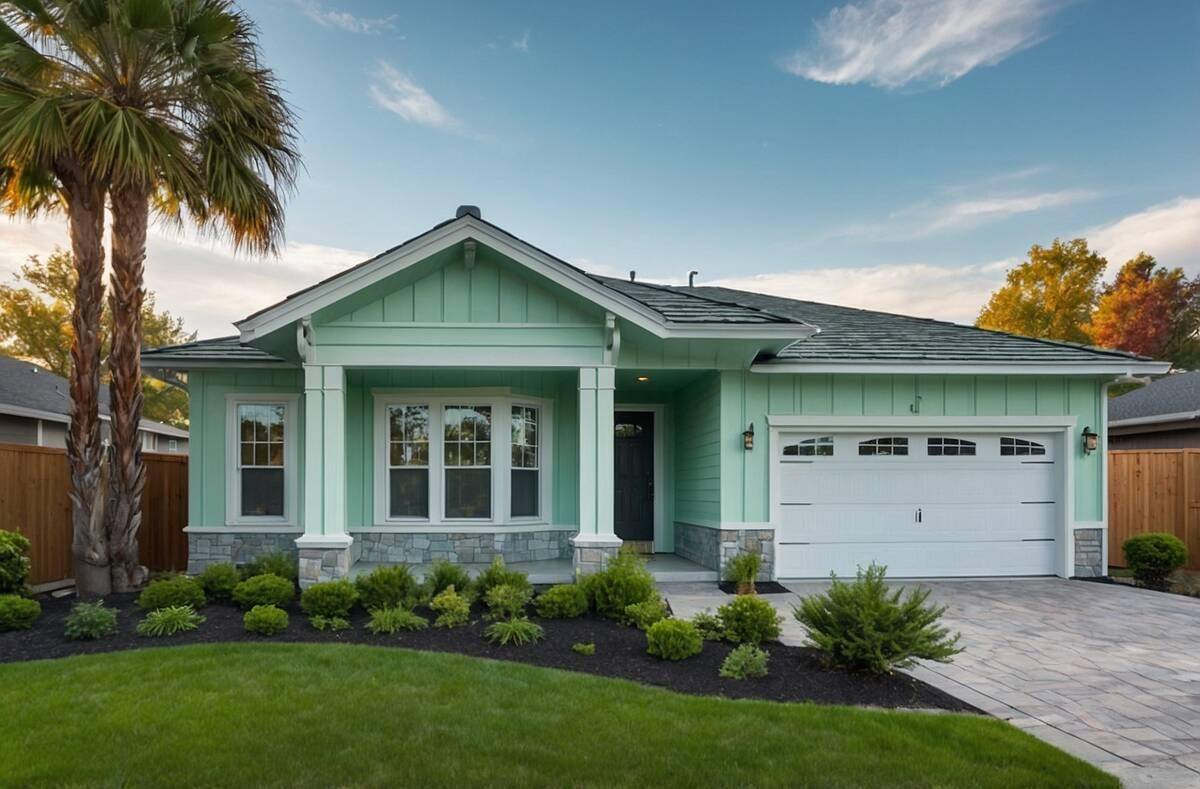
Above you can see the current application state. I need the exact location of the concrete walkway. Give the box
[663,578,1200,788]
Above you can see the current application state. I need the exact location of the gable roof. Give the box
[1109,372,1200,426]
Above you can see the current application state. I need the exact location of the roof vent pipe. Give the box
[688,270,699,287]
[455,205,481,219]
[629,271,636,282]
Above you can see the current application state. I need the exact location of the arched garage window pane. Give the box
[858,437,908,456]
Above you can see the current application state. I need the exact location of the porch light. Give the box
[636,375,650,382]
[743,423,755,451]
[1081,426,1098,455]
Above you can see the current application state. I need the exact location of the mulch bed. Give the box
[0,592,978,713]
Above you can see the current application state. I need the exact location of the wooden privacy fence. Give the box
[1108,449,1200,570]
[0,443,188,586]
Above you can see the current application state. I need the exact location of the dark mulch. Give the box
[0,592,978,713]
[716,581,791,595]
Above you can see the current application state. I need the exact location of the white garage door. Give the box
[774,432,1060,578]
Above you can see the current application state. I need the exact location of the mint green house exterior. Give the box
[145,208,1168,587]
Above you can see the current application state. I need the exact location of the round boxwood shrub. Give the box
[535,584,588,619]
[646,618,702,661]
[584,549,655,619]
[241,552,298,582]
[0,529,32,595]
[720,644,770,679]
[1123,533,1188,591]
[138,576,206,611]
[355,565,419,612]
[717,594,782,645]
[197,563,241,601]
[301,579,359,618]
[232,573,294,610]
[244,604,289,635]
[0,594,40,631]
[65,601,118,640]
[473,556,532,600]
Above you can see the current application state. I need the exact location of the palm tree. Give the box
[0,0,299,591]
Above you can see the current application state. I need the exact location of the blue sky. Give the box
[2,0,1198,335]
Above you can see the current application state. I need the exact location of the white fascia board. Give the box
[143,359,294,369]
[766,414,1078,430]
[1109,410,1200,429]
[751,361,1172,376]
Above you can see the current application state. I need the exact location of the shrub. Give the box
[535,584,588,619]
[64,601,118,640]
[691,610,726,641]
[244,605,289,635]
[624,596,668,630]
[430,585,471,628]
[794,564,961,674]
[232,573,294,610]
[646,618,702,661]
[136,605,204,637]
[241,552,297,582]
[367,605,429,634]
[310,614,351,632]
[0,594,40,631]
[584,548,655,619]
[301,579,359,618]
[720,644,770,679]
[138,576,205,611]
[725,552,762,594]
[197,563,241,601]
[1123,533,1188,591]
[484,617,543,646]
[355,565,419,612]
[718,594,782,645]
[474,556,531,600]
[424,560,473,598]
[484,583,532,620]
[571,642,596,656]
[0,529,32,595]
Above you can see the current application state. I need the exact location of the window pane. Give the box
[511,469,538,518]
[389,442,403,466]
[476,443,490,466]
[445,468,490,518]
[240,444,254,465]
[268,443,284,466]
[444,443,459,466]
[241,468,283,517]
[254,443,268,466]
[240,412,255,441]
[254,410,269,441]
[389,468,429,518]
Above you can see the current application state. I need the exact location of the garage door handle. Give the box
[915,508,922,523]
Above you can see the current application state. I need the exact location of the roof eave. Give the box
[1109,410,1200,429]
[750,360,1172,375]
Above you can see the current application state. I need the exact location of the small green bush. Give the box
[484,583,532,621]
[474,556,532,600]
[244,604,289,635]
[355,565,420,612]
[718,594,782,645]
[366,605,429,634]
[137,576,205,611]
[136,605,204,637]
[624,596,668,630]
[535,583,588,619]
[424,560,473,598]
[725,552,762,592]
[794,564,961,674]
[1123,533,1188,591]
[241,552,297,582]
[64,601,117,640]
[0,529,32,595]
[571,642,595,655]
[691,610,726,641]
[0,594,40,631]
[720,644,770,679]
[484,617,543,646]
[646,618,702,661]
[197,563,241,601]
[584,548,656,619]
[430,585,471,628]
[232,573,294,610]
[301,579,359,618]
[310,614,351,632]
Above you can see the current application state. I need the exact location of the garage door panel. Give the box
[776,539,1057,578]
[780,463,1056,505]
[781,503,1055,543]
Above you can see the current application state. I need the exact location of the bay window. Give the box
[510,405,539,518]
[444,405,492,519]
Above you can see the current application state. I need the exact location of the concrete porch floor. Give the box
[350,553,717,585]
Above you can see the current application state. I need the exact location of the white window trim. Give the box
[373,392,554,528]
[225,394,300,527]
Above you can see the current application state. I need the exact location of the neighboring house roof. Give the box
[1108,372,1200,428]
[0,355,188,438]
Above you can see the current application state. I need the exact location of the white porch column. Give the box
[571,366,621,574]
[296,363,352,587]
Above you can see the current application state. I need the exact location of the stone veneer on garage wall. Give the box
[1073,528,1104,578]
[674,522,774,580]
[187,532,298,575]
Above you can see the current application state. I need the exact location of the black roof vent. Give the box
[456,205,481,219]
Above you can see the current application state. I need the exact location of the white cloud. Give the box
[512,31,531,53]
[368,62,462,132]
[782,0,1064,89]
[295,1,396,34]
[1084,197,1200,273]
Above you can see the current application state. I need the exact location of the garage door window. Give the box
[858,437,908,456]
[1000,437,1046,456]
[782,436,834,457]
[927,437,976,456]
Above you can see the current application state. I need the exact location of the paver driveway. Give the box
[665,578,1200,788]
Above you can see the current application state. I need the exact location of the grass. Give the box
[0,644,1115,788]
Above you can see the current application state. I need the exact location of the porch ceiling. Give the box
[614,368,710,399]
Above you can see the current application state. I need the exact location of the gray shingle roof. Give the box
[142,336,286,365]
[591,276,797,325]
[1108,372,1200,421]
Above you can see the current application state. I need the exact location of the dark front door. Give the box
[614,410,654,542]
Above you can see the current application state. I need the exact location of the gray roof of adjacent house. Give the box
[1108,372,1200,424]
[0,355,187,437]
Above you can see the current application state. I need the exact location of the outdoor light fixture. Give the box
[743,423,755,451]
[636,375,650,382]
[1082,426,1098,455]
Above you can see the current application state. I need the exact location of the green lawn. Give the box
[0,644,1114,788]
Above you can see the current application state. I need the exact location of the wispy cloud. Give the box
[295,0,396,34]
[512,31,531,53]
[781,0,1065,89]
[368,62,462,132]
[915,189,1099,236]
[1084,197,1200,273]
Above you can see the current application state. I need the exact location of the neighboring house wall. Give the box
[1109,428,1200,450]
[0,414,36,444]
[40,422,66,449]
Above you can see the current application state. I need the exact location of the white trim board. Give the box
[766,415,1079,430]
[752,361,1170,375]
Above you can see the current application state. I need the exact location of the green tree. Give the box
[1088,253,1200,369]
[976,239,1107,345]
[0,248,194,426]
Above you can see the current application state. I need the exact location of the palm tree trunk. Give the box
[107,182,151,592]
[59,163,111,597]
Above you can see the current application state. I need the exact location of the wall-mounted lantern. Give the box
[742,423,755,451]
[1082,426,1099,455]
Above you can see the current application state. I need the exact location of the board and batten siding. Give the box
[673,372,722,526]
[717,371,1106,525]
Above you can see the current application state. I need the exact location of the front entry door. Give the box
[614,410,654,543]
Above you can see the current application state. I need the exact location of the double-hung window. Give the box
[387,405,430,518]
[443,405,492,519]
[510,405,539,518]
[226,395,297,525]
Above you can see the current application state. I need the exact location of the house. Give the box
[0,354,188,453]
[143,206,1167,587]
[1108,372,1200,449]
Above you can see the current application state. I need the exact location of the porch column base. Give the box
[570,533,622,576]
[295,534,354,588]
